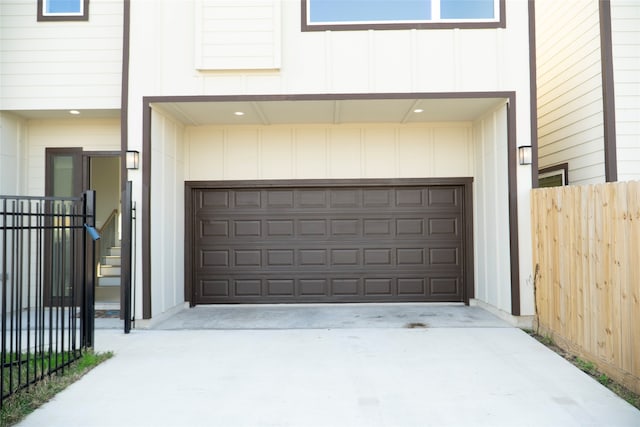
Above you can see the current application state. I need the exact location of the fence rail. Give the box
[531,181,640,393]
[0,192,96,406]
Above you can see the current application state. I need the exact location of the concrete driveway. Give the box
[18,304,640,427]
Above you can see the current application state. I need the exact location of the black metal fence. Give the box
[0,191,97,406]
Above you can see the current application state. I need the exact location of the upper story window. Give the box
[302,0,504,31]
[38,0,89,21]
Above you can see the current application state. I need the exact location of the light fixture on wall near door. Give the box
[518,145,532,165]
[126,150,140,170]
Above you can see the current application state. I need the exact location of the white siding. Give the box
[184,123,473,181]
[26,119,120,196]
[536,0,606,185]
[195,0,281,70]
[0,0,122,110]
[472,104,512,314]
[150,109,185,317]
[128,0,531,96]
[611,0,640,182]
[0,113,27,195]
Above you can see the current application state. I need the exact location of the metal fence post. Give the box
[122,181,133,333]
[83,190,96,348]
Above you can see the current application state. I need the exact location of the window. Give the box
[302,0,504,31]
[38,0,89,21]
[538,164,569,188]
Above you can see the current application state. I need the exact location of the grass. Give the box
[525,330,640,410]
[0,350,112,427]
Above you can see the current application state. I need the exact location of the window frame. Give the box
[302,0,505,31]
[38,0,89,22]
[538,163,569,188]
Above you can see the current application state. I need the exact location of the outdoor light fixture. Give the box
[518,145,532,165]
[126,150,140,170]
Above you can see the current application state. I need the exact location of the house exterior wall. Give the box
[127,0,531,96]
[611,0,640,182]
[127,0,534,319]
[0,113,27,195]
[0,0,123,111]
[535,0,606,185]
[185,123,473,181]
[150,108,185,316]
[25,119,120,196]
[472,103,511,313]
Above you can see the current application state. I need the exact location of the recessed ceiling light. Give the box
[413,109,424,113]
[234,111,245,116]
[69,110,80,115]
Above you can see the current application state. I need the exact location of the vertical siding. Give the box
[611,0,640,181]
[184,123,473,181]
[0,0,123,110]
[536,0,606,185]
[472,104,512,313]
[129,0,531,96]
[150,109,185,316]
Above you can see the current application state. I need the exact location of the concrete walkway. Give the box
[18,304,640,427]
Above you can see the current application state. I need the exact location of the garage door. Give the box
[187,179,471,304]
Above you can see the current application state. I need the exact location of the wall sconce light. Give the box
[126,150,139,170]
[518,145,532,165]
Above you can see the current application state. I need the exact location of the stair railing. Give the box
[96,208,118,277]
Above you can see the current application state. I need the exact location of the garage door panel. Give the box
[197,244,461,271]
[195,273,463,303]
[191,182,467,304]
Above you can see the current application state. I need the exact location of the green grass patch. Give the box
[0,350,112,427]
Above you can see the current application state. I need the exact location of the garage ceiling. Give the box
[156,97,505,126]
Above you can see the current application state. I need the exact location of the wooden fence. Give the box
[531,181,640,393]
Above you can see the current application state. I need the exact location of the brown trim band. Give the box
[528,0,539,189]
[301,0,506,31]
[142,101,152,319]
[506,96,521,316]
[142,91,519,318]
[120,0,134,318]
[599,0,618,182]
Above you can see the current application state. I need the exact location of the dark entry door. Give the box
[188,180,470,305]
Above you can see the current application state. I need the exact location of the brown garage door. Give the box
[186,179,472,304]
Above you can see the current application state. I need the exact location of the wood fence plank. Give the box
[531,181,640,393]
[628,181,640,379]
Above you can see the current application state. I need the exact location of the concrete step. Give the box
[109,247,121,256]
[98,276,120,287]
[103,255,121,266]
[100,265,121,276]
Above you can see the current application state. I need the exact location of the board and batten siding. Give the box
[536,0,606,185]
[184,123,473,181]
[472,103,513,314]
[611,0,640,182]
[0,0,123,110]
[150,109,186,318]
[128,0,531,96]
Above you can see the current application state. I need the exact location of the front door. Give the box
[45,149,121,308]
